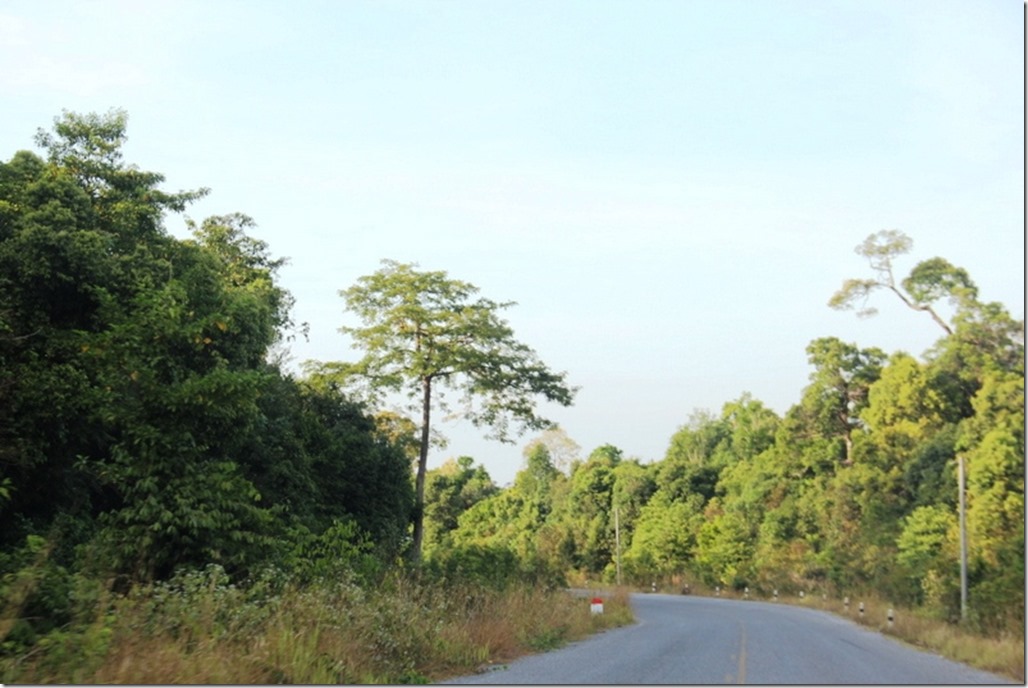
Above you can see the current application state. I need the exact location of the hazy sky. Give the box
[2,0,1023,485]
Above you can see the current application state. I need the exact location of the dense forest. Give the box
[1,111,1023,661]
[0,112,416,640]
[413,219,1024,632]
[419,239,1025,631]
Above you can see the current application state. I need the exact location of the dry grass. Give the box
[886,610,1024,682]
[1,570,635,684]
[420,584,634,681]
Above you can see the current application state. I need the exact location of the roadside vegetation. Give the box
[1,111,1021,682]
[1,562,633,684]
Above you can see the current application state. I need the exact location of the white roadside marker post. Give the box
[590,597,604,615]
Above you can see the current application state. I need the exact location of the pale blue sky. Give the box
[2,0,1023,485]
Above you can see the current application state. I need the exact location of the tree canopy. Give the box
[830,229,991,337]
[323,260,577,561]
[1,111,413,602]
[420,232,1022,631]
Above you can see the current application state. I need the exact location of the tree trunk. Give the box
[889,285,953,335]
[410,375,432,564]
[838,406,855,465]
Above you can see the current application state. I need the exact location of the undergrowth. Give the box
[0,565,634,684]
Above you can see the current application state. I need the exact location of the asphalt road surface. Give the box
[439,593,1011,684]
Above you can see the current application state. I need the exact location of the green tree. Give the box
[623,397,777,585]
[0,111,416,586]
[0,111,230,576]
[718,394,781,465]
[958,370,1025,627]
[444,450,567,584]
[861,353,951,467]
[623,491,702,583]
[561,445,623,575]
[330,260,577,562]
[800,337,886,465]
[829,230,976,335]
[896,505,958,612]
[443,444,568,573]
[694,498,755,589]
[656,409,729,507]
[422,456,497,556]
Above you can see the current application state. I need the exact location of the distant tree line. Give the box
[420,232,1023,633]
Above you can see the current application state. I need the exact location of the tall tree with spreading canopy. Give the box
[829,230,978,335]
[331,260,577,562]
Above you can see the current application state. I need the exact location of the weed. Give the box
[1,569,635,684]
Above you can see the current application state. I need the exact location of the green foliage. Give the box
[425,231,1020,636]
[3,563,630,685]
[335,260,577,439]
[958,371,1025,629]
[448,474,553,570]
[830,230,960,334]
[897,505,958,611]
[281,520,383,584]
[903,257,978,312]
[423,543,523,590]
[327,259,577,562]
[800,338,886,465]
[623,494,702,581]
[563,445,621,574]
[0,111,416,606]
[422,456,498,556]
[694,501,755,588]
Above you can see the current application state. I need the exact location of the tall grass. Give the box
[0,566,634,684]
[823,593,1024,683]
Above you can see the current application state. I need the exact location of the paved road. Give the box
[439,593,1011,684]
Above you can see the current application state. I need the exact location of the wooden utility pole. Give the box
[958,454,968,622]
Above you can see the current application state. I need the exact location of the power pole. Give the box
[958,454,968,622]
[614,504,622,586]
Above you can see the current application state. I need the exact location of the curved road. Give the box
[439,593,1010,684]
